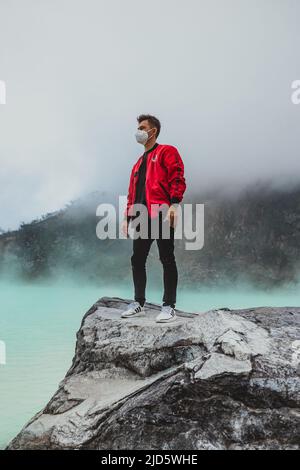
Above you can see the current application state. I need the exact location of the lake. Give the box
[1,277,300,449]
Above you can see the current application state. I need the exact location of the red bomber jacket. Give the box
[124,143,186,220]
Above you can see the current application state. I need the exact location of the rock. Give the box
[195,353,252,380]
[7,298,300,450]
[217,330,252,361]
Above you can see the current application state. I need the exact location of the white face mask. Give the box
[135,128,155,145]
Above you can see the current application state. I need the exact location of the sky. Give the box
[0,0,300,230]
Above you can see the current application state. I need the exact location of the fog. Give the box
[1,0,300,230]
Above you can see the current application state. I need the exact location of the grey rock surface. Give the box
[7,297,300,450]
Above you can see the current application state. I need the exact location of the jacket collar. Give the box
[143,142,159,156]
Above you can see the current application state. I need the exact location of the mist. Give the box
[1,0,300,230]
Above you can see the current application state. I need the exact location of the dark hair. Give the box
[137,114,161,138]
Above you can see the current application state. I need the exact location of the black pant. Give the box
[130,213,178,308]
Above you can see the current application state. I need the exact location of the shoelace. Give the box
[162,306,175,316]
[128,302,142,312]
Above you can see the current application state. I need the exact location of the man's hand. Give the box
[121,219,129,238]
[165,205,178,228]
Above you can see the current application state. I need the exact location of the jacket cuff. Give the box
[170,197,180,204]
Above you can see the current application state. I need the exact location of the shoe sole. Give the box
[156,316,177,323]
[121,312,146,319]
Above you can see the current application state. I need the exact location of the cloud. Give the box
[0,0,300,229]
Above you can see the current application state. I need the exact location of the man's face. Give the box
[137,120,156,139]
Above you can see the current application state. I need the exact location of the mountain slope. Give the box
[1,183,300,286]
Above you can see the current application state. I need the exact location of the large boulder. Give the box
[7,297,300,450]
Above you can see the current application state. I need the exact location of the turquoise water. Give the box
[1,278,300,449]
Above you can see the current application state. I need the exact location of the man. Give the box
[121,114,186,323]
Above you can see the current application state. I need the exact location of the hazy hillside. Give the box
[1,183,300,288]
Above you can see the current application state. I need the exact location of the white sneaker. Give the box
[121,301,145,318]
[156,305,177,323]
